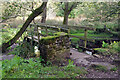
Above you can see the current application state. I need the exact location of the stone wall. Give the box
[39,32,70,65]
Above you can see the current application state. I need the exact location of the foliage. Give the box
[55,2,79,18]
[1,1,39,22]
[110,41,120,52]
[2,56,87,78]
[81,2,118,22]
[95,41,120,56]
[64,59,75,71]
[102,41,109,48]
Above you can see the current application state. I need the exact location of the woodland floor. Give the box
[0,44,119,78]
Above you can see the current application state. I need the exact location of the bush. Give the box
[12,41,35,58]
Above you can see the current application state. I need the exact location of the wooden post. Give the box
[68,25,70,35]
[84,29,87,48]
[58,26,61,32]
[45,26,48,36]
[30,25,33,45]
[37,25,40,44]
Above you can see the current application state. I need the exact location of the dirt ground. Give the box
[70,48,119,78]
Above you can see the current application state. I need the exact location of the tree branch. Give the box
[0,15,20,23]
[61,2,65,11]
[68,2,79,15]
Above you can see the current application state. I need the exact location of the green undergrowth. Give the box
[2,56,87,78]
[94,41,120,56]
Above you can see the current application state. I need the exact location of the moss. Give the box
[54,32,68,36]
[41,36,57,40]
[39,32,68,45]
[40,36,57,44]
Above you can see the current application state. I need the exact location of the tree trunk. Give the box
[41,5,47,23]
[63,2,69,25]
[2,2,47,53]
[63,2,79,25]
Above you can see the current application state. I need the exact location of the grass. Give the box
[71,33,112,38]
[0,32,2,45]
[71,38,79,43]
[2,56,87,78]
[70,32,113,43]
[110,67,118,71]
[0,61,2,79]
[90,64,108,72]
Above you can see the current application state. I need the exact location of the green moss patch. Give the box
[40,32,68,44]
